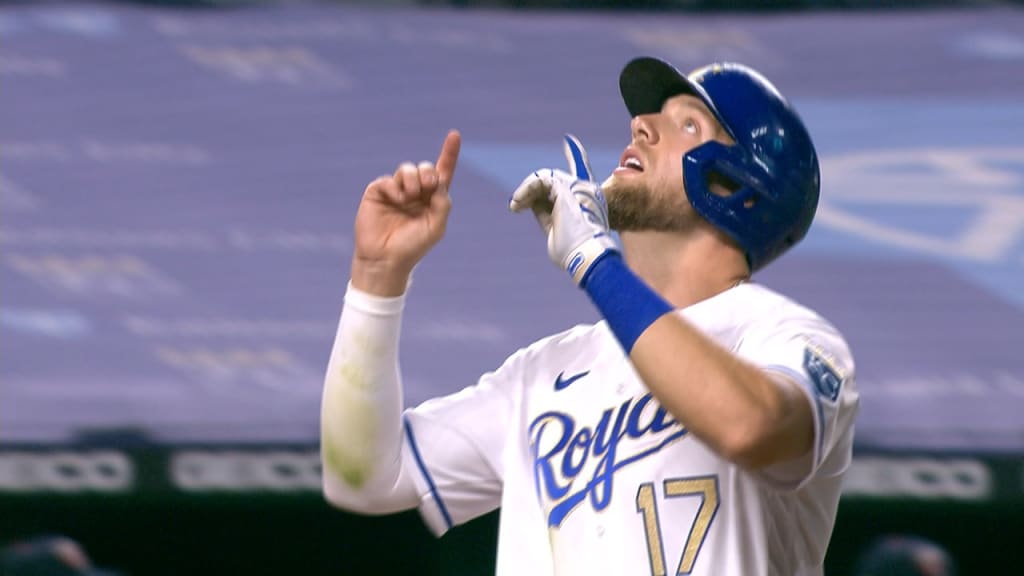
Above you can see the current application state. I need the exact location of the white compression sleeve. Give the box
[320,282,420,513]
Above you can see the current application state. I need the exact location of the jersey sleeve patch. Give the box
[803,346,842,403]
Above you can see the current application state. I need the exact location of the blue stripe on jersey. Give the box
[763,365,825,464]
[403,415,454,530]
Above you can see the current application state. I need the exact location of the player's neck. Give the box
[619,229,750,309]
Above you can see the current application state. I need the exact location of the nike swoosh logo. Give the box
[554,370,590,391]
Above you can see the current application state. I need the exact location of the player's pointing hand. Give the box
[511,134,619,286]
[352,130,461,296]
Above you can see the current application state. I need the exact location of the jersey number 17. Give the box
[635,475,720,576]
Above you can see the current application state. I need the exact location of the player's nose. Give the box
[630,115,657,145]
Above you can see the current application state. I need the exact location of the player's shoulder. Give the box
[701,282,849,348]
[492,321,611,382]
[520,321,607,356]
[735,282,855,367]
[731,282,838,328]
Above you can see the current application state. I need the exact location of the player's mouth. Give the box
[614,149,644,175]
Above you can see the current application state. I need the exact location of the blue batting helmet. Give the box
[619,57,820,271]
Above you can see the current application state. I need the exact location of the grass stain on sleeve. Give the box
[322,360,378,489]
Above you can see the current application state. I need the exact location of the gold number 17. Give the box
[635,475,720,576]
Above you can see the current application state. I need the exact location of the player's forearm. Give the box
[583,254,811,469]
[320,283,416,511]
[630,315,812,468]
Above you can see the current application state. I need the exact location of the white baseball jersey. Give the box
[402,282,859,576]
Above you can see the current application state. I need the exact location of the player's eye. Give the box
[683,118,699,136]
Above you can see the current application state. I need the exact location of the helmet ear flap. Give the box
[682,142,766,264]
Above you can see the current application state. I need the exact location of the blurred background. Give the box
[1,0,1022,574]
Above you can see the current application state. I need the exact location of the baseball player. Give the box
[320,57,860,576]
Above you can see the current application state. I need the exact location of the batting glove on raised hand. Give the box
[510,134,620,287]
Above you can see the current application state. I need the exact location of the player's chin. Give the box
[602,170,641,191]
[608,190,693,233]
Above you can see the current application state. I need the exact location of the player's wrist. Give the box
[566,236,620,287]
[350,258,414,298]
[582,254,674,354]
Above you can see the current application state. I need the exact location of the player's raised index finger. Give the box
[435,130,461,192]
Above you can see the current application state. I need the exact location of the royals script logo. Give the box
[529,392,688,527]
